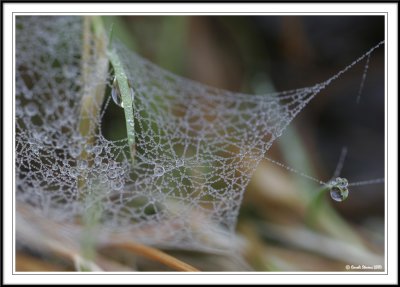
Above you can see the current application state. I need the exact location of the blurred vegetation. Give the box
[17,16,384,272]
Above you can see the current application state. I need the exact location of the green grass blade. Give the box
[83,16,136,162]
[107,49,136,161]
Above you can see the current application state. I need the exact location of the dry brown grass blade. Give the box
[17,202,200,271]
[16,252,72,272]
[106,242,200,272]
[79,16,109,141]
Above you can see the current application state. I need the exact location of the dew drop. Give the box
[107,168,119,179]
[111,77,135,108]
[43,135,52,145]
[44,103,57,115]
[78,160,88,170]
[111,180,124,191]
[16,107,24,117]
[93,146,102,155]
[55,137,65,149]
[127,119,134,128]
[100,162,109,172]
[111,79,123,108]
[68,145,81,158]
[94,156,102,166]
[130,87,135,102]
[330,187,349,202]
[68,168,79,178]
[100,175,108,184]
[30,143,40,154]
[154,165,165,177]
[72,134,84,143]
[176,159,184,167]
[25,102,38,116]
[24,90,33,100]
[85,144,94,153]
[62,65,77,79]
[32,131,43,141]
[52,164,58,171]
[59,166,67,174]
[329,177,349,202]
[85,178,93,187]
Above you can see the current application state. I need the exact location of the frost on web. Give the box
[15,16,339,251]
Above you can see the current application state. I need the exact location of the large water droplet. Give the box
[154,165,165,177]
[111,77,135,108]
[329,177,349,202]
[176,159,184,167]
[111,79,122,107]
[25,102,38,116]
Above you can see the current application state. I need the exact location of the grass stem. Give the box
[107,242,200,272]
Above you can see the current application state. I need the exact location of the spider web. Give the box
[15,16,382,251]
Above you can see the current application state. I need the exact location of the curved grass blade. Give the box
[107,48,136,162]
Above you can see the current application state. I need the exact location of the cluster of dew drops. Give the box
[111,76,185,180]
[68,139,128,192]
[19,73,351,202]
[329,177,349,202]
[111,75,351,201]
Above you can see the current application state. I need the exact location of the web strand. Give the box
[356,53,371,104]
[264,156,326,186]
[348,178,385,187]
[332,146,348,179]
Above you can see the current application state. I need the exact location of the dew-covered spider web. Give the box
[15,16,384,251]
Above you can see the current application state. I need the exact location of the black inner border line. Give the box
[13,12,388,14]
[11,12,389,276]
